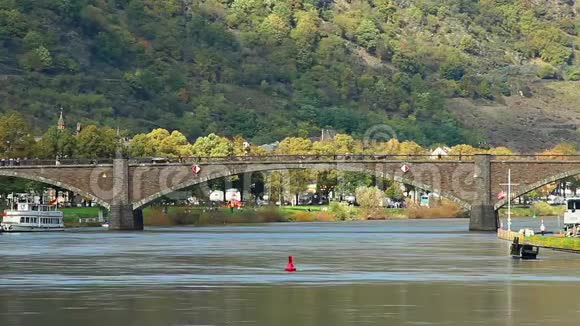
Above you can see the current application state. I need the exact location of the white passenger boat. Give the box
[1,201,64,232]
[563,197,580,237]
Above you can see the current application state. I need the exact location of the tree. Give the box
[291,10,319,68]
[366,138,400,154]
[260,14,290,43]
[75,125,118,159]
[35,127,76,159]
[448,144,484,157]
[267,171,288,205]
[356,19,379,51]
[276,137,312,155]
[568,177,580,196]
[538,142,577,159]
[191,133,233,157]
[335,172,374,196]
[0,112,34,158]
[355,186,383,208]
[0,9,28,40]
[440,61,465,81]
[312,134,358,154]
[398,141,426,156]
[385,182,404,200]
[130,130,194,159]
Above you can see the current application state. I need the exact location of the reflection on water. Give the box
[1,218,579,325]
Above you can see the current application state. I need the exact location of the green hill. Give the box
[0,0,578,148]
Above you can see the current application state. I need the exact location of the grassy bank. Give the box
[143,206,289,226]
[143,201,466,226]
[526,235,580,251]
[61,207,102,227]
[498,229,580,251]
[499,202,566,218]
[53,203,467,227]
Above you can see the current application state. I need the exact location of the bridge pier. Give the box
[109,204,142,230]
[109,158,143,231]
[469,154,498,231]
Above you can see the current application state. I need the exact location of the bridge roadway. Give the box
[0,154,578,231]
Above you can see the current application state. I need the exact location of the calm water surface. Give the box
[1,218,579,325]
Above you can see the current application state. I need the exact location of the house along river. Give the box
[1,218,579,326]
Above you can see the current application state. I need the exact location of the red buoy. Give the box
[285,256,297,272]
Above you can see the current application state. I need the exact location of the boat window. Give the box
[568,200,580,210]
[32,206,38,211]
[20,217,24,223]
[25,217,29,223]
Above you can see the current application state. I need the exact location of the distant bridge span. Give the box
[0,154,578,231]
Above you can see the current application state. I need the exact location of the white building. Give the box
[430,146,451,159]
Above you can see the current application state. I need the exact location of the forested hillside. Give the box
[0,0,578,148]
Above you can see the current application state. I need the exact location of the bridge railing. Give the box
[0,158,114,167]
[127,154,477,164]
[1,154,578,167]
[492,154,580,161]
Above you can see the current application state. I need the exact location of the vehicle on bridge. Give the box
[563,198,580,237]
[1,198,64,232]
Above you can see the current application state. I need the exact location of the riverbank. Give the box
[497,229,580,251]
[61,207,102,227]
[60,203,566,227]
[498,202,565,218]
[142,201,467,226]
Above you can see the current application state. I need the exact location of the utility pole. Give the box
[500,169,519,231]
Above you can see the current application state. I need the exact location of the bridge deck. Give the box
[0,154,579,167]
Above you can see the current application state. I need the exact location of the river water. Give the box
[1,218,579,325]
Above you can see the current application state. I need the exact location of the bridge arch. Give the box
[494,168,580,210]
[133,162,472,211]
[0,170,110,209]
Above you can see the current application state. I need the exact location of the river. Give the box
[1,218,579,325]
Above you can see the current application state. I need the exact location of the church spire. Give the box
[57,108,65,131]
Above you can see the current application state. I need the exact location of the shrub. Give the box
[254,207,289,222]
[537,64,558,79]
[567,67,580,81]
[407,200,465,219]
[531,202,565,216]
[316,211,336,221]
[292,211,317,222]
[329,201,357,220]
[355,186,383,208]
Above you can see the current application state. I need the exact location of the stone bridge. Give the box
[0,154,578,231]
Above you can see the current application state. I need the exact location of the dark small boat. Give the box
[510,237,539,259]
